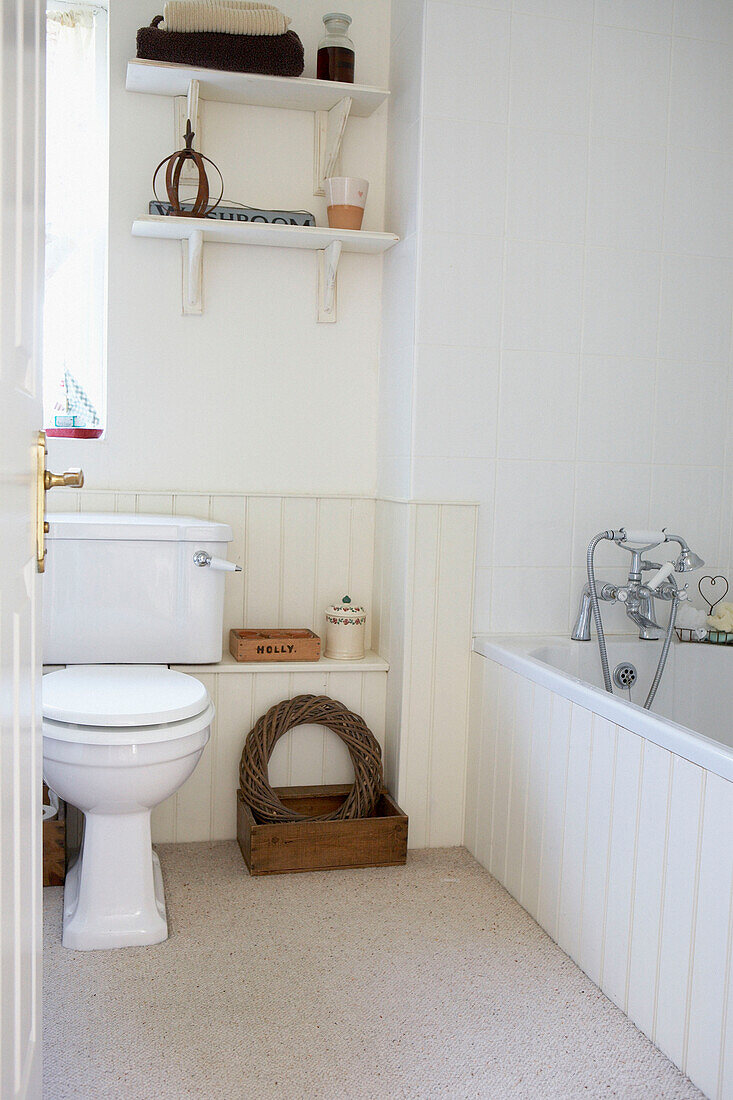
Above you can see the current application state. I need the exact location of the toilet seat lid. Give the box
[42,666,210,727]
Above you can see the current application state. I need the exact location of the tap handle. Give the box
[620,528,666,547]
[646,561,675,591]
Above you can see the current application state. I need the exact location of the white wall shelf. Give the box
[131,215,399,320]
[174,649,390,675]
[126,59,389,117]
[127,60,390,196]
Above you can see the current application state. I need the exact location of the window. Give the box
[44,2,108,438]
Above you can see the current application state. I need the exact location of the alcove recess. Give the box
[126,59,398,321]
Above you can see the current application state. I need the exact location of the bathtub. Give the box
[467,634,733,1100]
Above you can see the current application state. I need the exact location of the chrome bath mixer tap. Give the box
[572,528,704,710]
[572,530,703,642]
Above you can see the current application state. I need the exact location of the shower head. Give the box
[664,533,704,572]
[674,547,705,573]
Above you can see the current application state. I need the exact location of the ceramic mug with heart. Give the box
[325,177,369,231]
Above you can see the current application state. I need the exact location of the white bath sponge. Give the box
[706,601,733,633]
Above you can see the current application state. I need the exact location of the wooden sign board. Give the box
[229,627,321,663]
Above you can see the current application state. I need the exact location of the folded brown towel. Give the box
[136,16,304,77]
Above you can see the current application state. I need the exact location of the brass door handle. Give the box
[44,469,84,490]
[36,431,84,572]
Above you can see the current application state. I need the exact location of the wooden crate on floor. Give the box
[237,784,408,875]
[43,782,65,886]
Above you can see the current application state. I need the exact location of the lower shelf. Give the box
[131,215,399,320]
[173,649,389,675]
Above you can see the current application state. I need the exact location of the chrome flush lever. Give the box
[193,550,242,573]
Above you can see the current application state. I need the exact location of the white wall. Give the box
[377,0,424,499]
[379,0,733,634]
[48,0,390,496]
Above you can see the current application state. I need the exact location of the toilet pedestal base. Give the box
[62,810,168,950]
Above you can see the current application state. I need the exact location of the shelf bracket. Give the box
[317,239,342,322]
[181,229,204,314]
[313,96,352,196]
[173,78,202,187]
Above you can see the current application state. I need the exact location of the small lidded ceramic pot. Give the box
[324,595,366,660]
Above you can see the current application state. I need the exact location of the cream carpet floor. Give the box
[43,844,703,1100]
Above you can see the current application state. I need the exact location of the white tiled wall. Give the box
[467,651,733,1100]
[380,0,733,634]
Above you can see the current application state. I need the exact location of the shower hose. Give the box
[586,530,680,711]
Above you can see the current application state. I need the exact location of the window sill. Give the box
[45,428,104,439]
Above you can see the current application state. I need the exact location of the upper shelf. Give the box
[132,215,399,254]
[126,59,390,118]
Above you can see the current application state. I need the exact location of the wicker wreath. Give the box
[239,695,383,823]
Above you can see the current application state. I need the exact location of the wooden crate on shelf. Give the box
[229,628,321,662]
[237,784,408,875]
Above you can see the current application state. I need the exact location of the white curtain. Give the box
[44,5,108,430]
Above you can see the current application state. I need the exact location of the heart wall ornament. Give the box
[698,574,729,615]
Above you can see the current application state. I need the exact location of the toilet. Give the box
[41,513,237,950]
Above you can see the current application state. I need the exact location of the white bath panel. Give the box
[685,772,733,1099]
[722,949,733,1100]
[654,756,704,1070]
[599,725,643,1012]
[537,694,572,941]
[520,682,553,916]
[474,659,501,872]
[468,649,733,1100]
[490,667,518,884]
[504,679,534,902]
[558,705,594,963]
[627,740,672,1038]
[578,716,616,986]
[464,655,486,856]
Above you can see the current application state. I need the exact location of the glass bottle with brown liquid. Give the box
[317,13,355,83]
